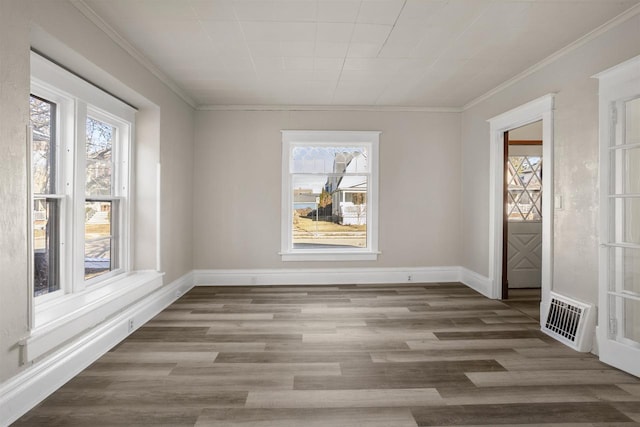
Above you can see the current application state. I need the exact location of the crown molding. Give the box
[197,104,463,113]
[70,0,197,109]
[463,3,640,111]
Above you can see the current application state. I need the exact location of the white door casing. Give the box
[488,94,554,325]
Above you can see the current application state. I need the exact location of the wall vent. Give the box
[542,292,595,352]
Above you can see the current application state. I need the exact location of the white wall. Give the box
[510,121,543,141]
[0,0,31,385]
[194,110,461,270]
[0,0,195,383]
[461,14,640,304]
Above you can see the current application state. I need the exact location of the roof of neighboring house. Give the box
[293,190,317,203]
[337,179,366,190]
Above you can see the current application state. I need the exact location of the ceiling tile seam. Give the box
[378,0,493,108]
[372,0,408,106]
[232,0,260,91]
[462,2,640,111]
[374,0,407,58]
[70,0,197,109]
[330,0,364,105]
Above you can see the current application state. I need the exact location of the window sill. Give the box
[280,251,380,262]
[22,270,163,362]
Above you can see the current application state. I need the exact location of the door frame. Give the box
[595,55,640,377]
[488,94,555,326]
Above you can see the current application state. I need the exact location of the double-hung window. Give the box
[281,131,380,261]
[30,52,134,306]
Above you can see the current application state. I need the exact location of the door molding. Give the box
[488,94,555,325]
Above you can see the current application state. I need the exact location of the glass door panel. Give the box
[506,155,542,222]
[601,92,640,377]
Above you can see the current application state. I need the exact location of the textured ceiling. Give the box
[83,0,640,108]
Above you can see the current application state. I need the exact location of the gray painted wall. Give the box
[193,110,462,270]
[460,14,640,304]
[0,0,31,385]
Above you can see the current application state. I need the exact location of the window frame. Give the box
[29,82,75,304]
[82,107,131,286]
[30,52,135,310]
[29,91,62,302]
[280,130,380,261]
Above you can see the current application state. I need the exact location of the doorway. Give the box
[488,94,554,326]
[503,122,543,298]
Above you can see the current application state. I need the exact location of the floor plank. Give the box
[196,407,419,427]
[245,388,443,408]
[411,402,633,425]
[13,283,640,427]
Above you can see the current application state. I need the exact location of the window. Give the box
[30,52,134,303]
[281,131,380,261]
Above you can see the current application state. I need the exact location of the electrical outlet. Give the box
[407,274,412,282]
[127,319,134,333]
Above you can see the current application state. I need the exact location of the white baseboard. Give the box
[194,266,492,299]
[458,267,493,298]
[0,271,194,427]
[194,266,462,287]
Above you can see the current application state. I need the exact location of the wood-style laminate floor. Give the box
[14,283,640,426]
[503,288,542,322]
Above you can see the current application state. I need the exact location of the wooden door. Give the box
[506,148,542,288]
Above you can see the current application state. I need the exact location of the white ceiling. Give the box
[83,0,640,108]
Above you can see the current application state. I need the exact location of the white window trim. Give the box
[280,130,380,261]
[24,52,155,361]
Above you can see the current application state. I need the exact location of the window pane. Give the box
[292,175,367,249]
[610,296,640,345]
[30,96,56,194]
[625,97,640,145]
[33,198,59,296]
[609,246,640,295]
[610,197,640,244]
[623,297,640,344]
[86,117,114,196]
[291,146,368,174]
[507,155,542,221]
[85,201,115,279]
[612,147,640,195]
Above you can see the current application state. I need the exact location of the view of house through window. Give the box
[31,95,60,297]
[85,117,117,279]
[291,146,368,248]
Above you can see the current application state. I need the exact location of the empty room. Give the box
[2,0,640,425]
